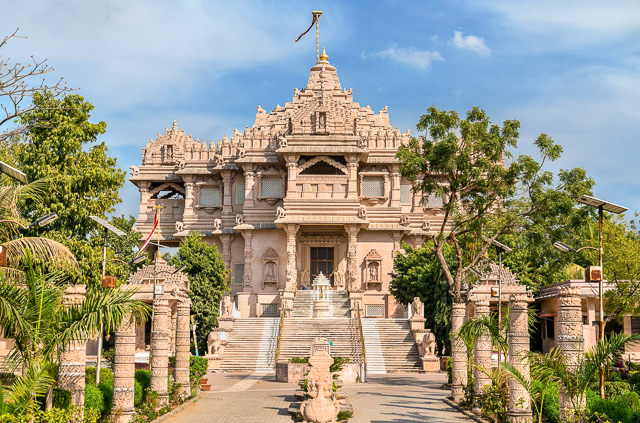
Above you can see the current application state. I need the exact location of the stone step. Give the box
[220,317,279,372]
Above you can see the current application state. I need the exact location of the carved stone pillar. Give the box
[558,286,584,422]
[346,156,358,199]
[243,166,256,208]
[390,231,403,258]
[221,171,234,216]
[284,224,299,292]
[174,300,191,395]
[345,225,360,290]
[451,302,468,402]
[112,316,136,423]
[59,285,86,408]
[138,182,150,218]
[473,299,492,412]
[169,303,177,356]
[150,297,170,406]
[286,157,298,198]
[220,234,234,269]
[242,230,254,292]
[183,176,195,217]
[508,294,533,423]
[390,166,401,207]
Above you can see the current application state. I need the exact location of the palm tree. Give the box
[0,255,150,414]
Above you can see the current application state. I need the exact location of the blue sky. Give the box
[3,1,639,219]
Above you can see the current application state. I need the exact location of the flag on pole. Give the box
[295,13,318,42]
[137,209,158,257]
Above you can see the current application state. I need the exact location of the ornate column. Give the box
[284,224,299,292]
[174,300,191,395]
[345,225,361,291]
[286,156,298,198]
[243,166,256,208]
[451,302,468,402]
[221,171,234,216]
[390,166,401,207]
[169,304,177,356]
[150,297,170,406]
[183,176,195,217]
[346,155,358,199]
[58,285,86,408]
[138,182,151,218]
[220,234,234,269]
[112,316,136,423]
[558,286,584,422]
[508,294,533,423]
[473,299,492,413]
[390,231,403,258]
[242,230,254,292]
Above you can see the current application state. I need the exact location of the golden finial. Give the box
[319,47,328,62]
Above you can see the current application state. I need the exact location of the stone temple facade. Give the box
[130,52,446,319]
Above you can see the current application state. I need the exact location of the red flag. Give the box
[137,209,158,257]
[295,14,317,42]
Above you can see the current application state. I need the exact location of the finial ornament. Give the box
[319,47,328,62]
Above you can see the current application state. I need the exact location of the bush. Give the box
[629,371,640,392]
[85,366,114,386]
[589,397,635,423]
[98,379,114,413]
[134,380,143,406]
[0,406,100,423]
[84,384,105,414]
[608,371,622,382]
[534,381,559,423]
[604,381,632,399]
[289,357,309,364]
[475,381,508,423]
[135,369,152,392]
[134,389,159,422]
[52,388,71,410]
[330,357,350,373]
[190,356,208,391]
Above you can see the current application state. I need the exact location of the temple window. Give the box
[235,183,245,204]
[150,182,185,200]
[361,176,385,197]
[199,186,221,207]
[261,176,284,198]
[400,183,412,204]
[425,193,445,208]
[233,263,245,286]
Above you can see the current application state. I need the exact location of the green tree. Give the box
[396,106,594,302]
[173,233,230,353]
[15,92,125,239]
[389,241,453,354]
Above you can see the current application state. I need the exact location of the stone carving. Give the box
[175,221,184,232]
[265,262,276,281]
[129,165,140,176]
[278,136,288,148]
[300,341,340,423]
[357,206,367,219]
[473,299,492,413]
[276,206,286,219]
[178,159,186,169]
[418,331,436,357]
[421,220,431,231]
[399,214,410,226]
[363,249,382,287]
[410,297,423,318]
[221,296,233,317]
[236,145,245,158]
[213,218,222,231]
[297,156,348,175]
[283,297,293,318]
[235,214,244,225]
[333,269,344,288]
[207,331,222,356]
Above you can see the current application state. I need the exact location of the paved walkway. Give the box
[163,372,471,423]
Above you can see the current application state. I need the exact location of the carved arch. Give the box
[297,156,348,175]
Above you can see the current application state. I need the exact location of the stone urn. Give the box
[301,381,339,423]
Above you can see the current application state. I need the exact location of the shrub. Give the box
[84,384,105,414]
[169,382,182,405]
[190,355,208,392]
[0,406,100,423]
[98,379,114,413]
[604,381,632,399]
[337,410,353,420]
[534,381,559,423]
[52,388,71,410]
[134,380,143,406]
[629,362,640,372]
[289,357,309,364]
[134,389,159,422]
[608,371,622,382]
[135,369,152,392]
[85,366,114,386]
[589,397,635,423]
[159,405,172,416]
[330,357,350,374]
[629,371,640,392]
[475,381,508,423]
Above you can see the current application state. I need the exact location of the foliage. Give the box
[535,381,559,423]
[189,356,208,392]
[135,369,151,393]
[604,381,632,399]
[84,384,105,414]
[475,380,508,423]
[134,380,143,407]
[337,410,353,420]
[134,389,158,422]
[85,367,113,386]
[289,357,309,364]
[396,106,594,301]
[588,396,636,423]
[0,405,99,423]
[329,357,350,373]
[173,232,229,353]
[389,241,453,354]
[51,388,71,410]
[98,380,114,413]
[169,382,182,405]
[447,357,452,384]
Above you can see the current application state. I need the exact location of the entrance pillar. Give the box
[241,230,254,292]
[472,299,492,413]
[112,316,136,423]
[345,225,360,290]
[174,300,191,395]
[284,224,299,292]
[508,294,533,423]
[450,302,467,402]
[150,297,170,406]
[558,286,584,422]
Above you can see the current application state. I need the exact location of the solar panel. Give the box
[89,216,126,236]
[0,161,28,184]
[577,195,628,214]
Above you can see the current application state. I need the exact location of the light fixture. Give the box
[469,266,483,277]
[0,161,28,184]
[491,239,512,253]
[553,241,577,253]
[130,255,147,265]
[30,212,58,228]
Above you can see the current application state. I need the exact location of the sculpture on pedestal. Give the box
[410,297,423,318]
[221,296,233,317]
[418,331,436,357]
[207,331,222,356]
[299,341,340,423]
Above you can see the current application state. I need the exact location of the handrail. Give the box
[274,303,285,364]
[356,308,366,364]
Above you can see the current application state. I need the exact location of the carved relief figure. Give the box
[276,206,286,219]
[235,214,244,225]
[213,218,222,231]
[399,214,410,226]
[357,206,367,219]
[207,331,222,356]
[175,221,184,232]
[368,262,379,282]
[418,331,436,357]
[221,296,233,317]
[129,165,140,176]
[265,261,276,282]
[411,297,423,318]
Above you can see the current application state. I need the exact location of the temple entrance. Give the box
[310,247,334,285]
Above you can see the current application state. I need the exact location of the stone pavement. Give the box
[163,372,472,423]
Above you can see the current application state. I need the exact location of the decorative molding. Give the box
[297,155,348,175]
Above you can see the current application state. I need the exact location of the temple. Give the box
[130,50,444,319]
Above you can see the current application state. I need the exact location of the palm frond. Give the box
[2,237,77,270]
[5,361,55,415]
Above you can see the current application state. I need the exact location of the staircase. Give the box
[291,290,351,318]
[219,318,279,372]
[361,319,422,373]
[279,318,363,362]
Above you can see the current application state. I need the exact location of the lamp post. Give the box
[89,216,126,385]
[491,239,512,370]
[554,195,628,399]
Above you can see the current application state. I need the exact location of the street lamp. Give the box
[89,215,126,385]
[0,161,28,184]
[491,239,512,370]
[554,195,627,399]
[0,213,58,230]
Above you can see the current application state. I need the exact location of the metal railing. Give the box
[274,304,285,364]
[356,308,366,364]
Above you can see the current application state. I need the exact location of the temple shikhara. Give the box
[129,49,442,320]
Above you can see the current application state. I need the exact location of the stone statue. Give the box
[283,297,293,318]
[276,206,286,219]
[421,220,431,231]
[129,165,140,176]
[278,136,288,148]
[175,221,184,232]
[178,159,186,170]
[213,218,222,231]
[399,214,410,226]
[411,297,423,319]
[236,145,245,158]
[333,269,343,288]
[235,214,244,225]
[221,296,233,317]
[369,263,378,282]
[207,331,222,356]
[418,331,436,357]
[265,261,276,281]
[357,206,367,219]
[300,345,340,423]
[301,269,311,287]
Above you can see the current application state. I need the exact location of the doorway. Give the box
[310,247,334,284]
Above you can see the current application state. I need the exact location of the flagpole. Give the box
[313,10,322,62]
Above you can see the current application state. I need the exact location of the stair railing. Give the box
[274,304,285,364]
[357,308,367,364]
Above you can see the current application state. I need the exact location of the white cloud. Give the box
[373,46,444,70]
[452,31,490,56]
